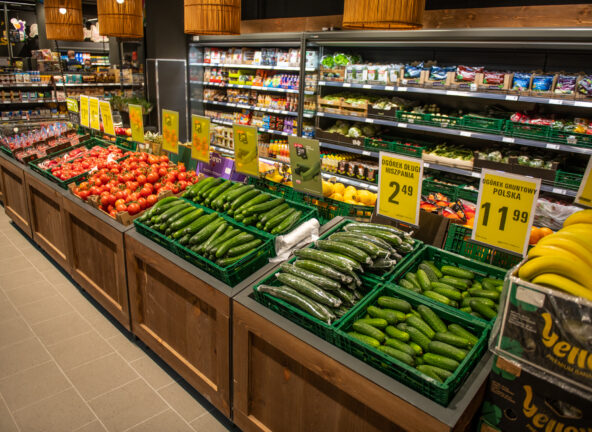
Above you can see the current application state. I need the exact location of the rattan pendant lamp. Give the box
[184,0,241,35]
[97,0,144,39]
[45,0,84,41]
[342,0,425,30]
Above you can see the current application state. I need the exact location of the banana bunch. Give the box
[518,209,592,301]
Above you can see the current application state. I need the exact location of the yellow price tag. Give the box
[233,124,259,177]
[79,95,89,127]
[128,104,144,143]
[575,156,592,208]
[473,169,540,256]
[66,98,78,113]
[191,115,210,163]
[89,97,100,130]
[161,109,179,154]
[377,152,423,226]
[99,100,115,136]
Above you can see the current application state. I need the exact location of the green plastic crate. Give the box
[333,283,490,406]
[300,194,374,224]
[443,223,524,270]
[115,137,138,151]
[554,170,584,191]
[365,136,424,158]
[396,111,432,126]
[460,115,505,134]
[422,178,458,200]
[455,185,479,203]
[547,128,592,148]
[133,205,273,286]
[247,177,297,200]
[505,122,550,140]
[428,114,461,129]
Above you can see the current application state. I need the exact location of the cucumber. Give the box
[259,203,289,225]
[397,323,408,332]
[385,325,410,342]
[179,233,193,246]
[460,307,473,313]
[440,276,471,290]
[204,180,232,205]
[226,239,262,257]
[468,288,500,301]
[235,193,269,215]
[211,182,242,209]
[229,190,260,213]
[346,227,402,247]
[272,210,302,235]
[316,240,372,265]
[384,338,417,357]
[334,287,356,306]
[294,249,357,273]
[417,305,447,334]
[334,306,349,318]
[408,341,423,356]
[421,260,443,278]
[179,212,218,238]
[471,281,482,291]
[243,197,285,216]
[216,251,253,266]
[344,222,407,237]
[406,310,421,320]
[416,269,432,291]
[328,233,388,259]
[424,290,452,306]
[280,263,341,291]
[170,209,205,237]
[423,353,460,372]
[469,300,497,320]
[356,318,388,329]
[187,176,215,197]
[483,277,503,287]
[140,197,182,220]
[264,208,296,232]
[428,341,468,363]
[189,217,224,245]
[417,365,443,382]
[235,213,245,222]
[340,231,395,253]
[462,297,495,308]
[378,346,415,366]
[404,273,422,291]
[293,260,352,284]
[352,321,385,343]
[153,203,188,224]
[406,315,436,339]
[441,265,475,280]
[257,284,334,323]
[448,324,479,346]
[367,306,399,325]
[216,232,254,258]
[200,222,228,254]
[165,206,197,228]
[276,273,341,308]
[418,263,438,282]
[376,296,411,313]
[425,365,453,381]
[431,282,462,301]
[206,227,238,254]
[399,279,422,293]
[197,177,223,200]
[223,184,253,203]
[405,326,431,352]
[348,332,380,348]
[348,270,363,286]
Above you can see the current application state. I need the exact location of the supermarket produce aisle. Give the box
[0,212,235,432]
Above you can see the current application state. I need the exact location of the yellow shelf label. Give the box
[79,95,89,128]
[161,109,179,154]
[99,100,115,136]
[233,124,259,177]
[89,97,100,131]
[191,115,210,163]
[128,104,144,143]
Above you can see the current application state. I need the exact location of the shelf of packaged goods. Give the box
[317,81,592,108]
[189,62,317,72]
[210,144,234,156]
[321,171,378,191]
[55,82,142,87]
[319,141,380,158]
[316,111,592,155]
[191,80,314,95]
[0,99,64,105]
[210,118,297,136]
[0,115,68,122]
[196,99,299,116]
[0,83,52,89]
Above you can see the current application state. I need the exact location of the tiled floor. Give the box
[0,209,237,432]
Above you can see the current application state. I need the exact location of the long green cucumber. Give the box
[185,176,215,197]
[293,260,352,284]
[276,273,341,308]
[316,240,372,265]
[211,182,242,209]
[233,193,269,215]
[243,198,285,216]
[227,239,262,257]
[199,222,228,255]
[171,209,205,238]
[152,203,188,224]
[164,206,195,227]
[328,233,388,259]
[344,226,403,247]
[178,234,191,245]
[447,324,479,346]
[294,249,362,273]
[215,232,254,258]
[257,284,334,323]
[196,177,223,200]
[229,189,260,212]
[139,197,181,220]
[189,217,224,245]
[216,250,253,266]
[259,203,290,225]
[264,208,296,232]
[178,212,218,238]
[334,287,356,306]
[223,184,253,204]
[271,210,302,235]
[280,263,341,291]
[207,227,239,255]
[344,222,407,237]
[204,180,232,206]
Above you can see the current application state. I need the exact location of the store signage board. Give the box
[575,156,592,208]
[66,98,79,125]
[79,95,89,128]
[472,169,540,256]
[191,115,210,163]
[377,152,423,226]
[128,104,144,143]
[99,100,115,136]
[161,109,179,154]
[288,136,323,197]
[232,124,259,177]
[89,97,100,131]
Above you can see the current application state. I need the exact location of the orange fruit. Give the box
[529,227,543,245]
[538,227,553,238]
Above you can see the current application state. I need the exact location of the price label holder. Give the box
[99,100,115,136]
[161,109,179,154]
[89,97,100,130]
[472,169,541,256]
[128,104,144,143]
[79,96,89,128]
[288,136,323,197]
[377,152,423,226]
[233,124,259,177]
[575,156,592,207]
[66,97,79,124]
[191,114,210,163]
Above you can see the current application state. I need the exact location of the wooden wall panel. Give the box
[0,158,31,237]
[125,234,231,418]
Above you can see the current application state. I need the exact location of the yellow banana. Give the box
[518,256,592,289]
[563,209,592,227]
[537,231,592,257]
[527,245,590,269]
[534,235,592,269]
[532,273,592,301]
[559,223,592,236]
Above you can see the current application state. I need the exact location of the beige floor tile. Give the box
[0,255,35,275]
[107,333,145,362]
[32,312,93,346]
[0,361,71,411]
[130,356,174,390]
[4,280,57,307]
[0,395,18,432]
[89,379,167,432]
[13,388,96,432]
[0,300,19,323]
[53,281,85,301]
[27,254,62,272]
[0,248,20,262]
[43,267,72,286]
[47,331,114,371]
[74,420,108,432]
[0,268,45,290]
[70,296,106,322]
[190,411,232,432]
[0,337,51,379]
[67,352,139,401]
[128,409,193,432]
[0,317,34,348]
[91,316,123,339]
[18,294,73,325]
[158,382,209,422]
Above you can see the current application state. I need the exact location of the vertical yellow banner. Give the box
[99,100,115,136]
[377,152,423,226]
[79,95,89,128]
[575,156,592,208]
[89,97,100,130]
[191,115,210,162]
[161,109,179,154]
[233,124,259,177]
[128,104,144,143]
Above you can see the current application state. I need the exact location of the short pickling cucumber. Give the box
[462,297,495,308]
[378,346,415,366]
[272,210,302,235]
[243,197,285,216]
[405,325,431,352]
[406,315,436,339]
[469,300,497,320]
[316,240,372,265]
[428,341,468,363]
[257,284,335,323]
[423,353,460,372]
[408,341,424,356]
[384,338,417,357]
[418,263,439,282]
[352,321,385,343]
[294,249,356,273]
[170,209,205,237]
[417,305,447,334]
[216,232,254,258]
[227,239,262,257]
[367,306,399,325]
[356,318,388,329]
[348,332,380,348]
[293,260,353,284]
[460,307,472,314]
[259,203,289,225]
[468,288,500,301]
[280,263,341,291]
[417,365,443,382]
[404,273,422,291]
[399,279,422,293]
[264,208,296,232]
[448,324,479,346]
[385,325,410,342]
[441,265,475,280]
[483,277,503,287]
[471,281,482,291]
[440,275,471,290]
[421,260,443,278]
[328,233,389,259]
[178,212,218,238]
[334,287,356,307]
[416,269,432,291]
[423,364,453,381]
[276,273,342,308]
[376,296,411,313]
[431,282,462,301]
[424,290,453,306]
[189,218,224,245]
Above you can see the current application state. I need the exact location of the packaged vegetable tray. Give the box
[334,283,490,406]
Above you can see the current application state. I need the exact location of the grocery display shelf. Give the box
[191,80,314,95]
[317,80,592,108]
[0,99,64,105]
[195,98,299,116]
[317,111,592,155]
[1,115,68,122]
[0,82,52,88]
[54,82,142,87]
[319,140,379,157]
[189,62,316,72]
[210,118,297,136]
[321,171,378,191]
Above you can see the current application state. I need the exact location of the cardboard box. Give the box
[481,355,592,432]
[494,272,592,392]
[477,72,513,92]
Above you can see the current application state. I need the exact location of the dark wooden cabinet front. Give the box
[0,157,31,236]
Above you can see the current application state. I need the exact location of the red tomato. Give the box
[177,180,188,191]
[153,183,162,192]
[129,192,140,202]
[127,203,141,215]
[90,186,102,196]
[146,194,158,207]
[158,167,168,177]
[100,195,110,206]
[136,174,147,185]
[93,178,102,187]
[177,163,186,173]
[139,187,151,198]
[109,209,117,217]
[160,155,169,163]
[116,203,127,213]
[177,172,187,181]
[166,172,177,183]
[137,197,147,210]
[114,199,126,208]
[99,173,110,184]
[78,190,90,200]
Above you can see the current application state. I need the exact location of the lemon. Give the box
[322,181,334,197]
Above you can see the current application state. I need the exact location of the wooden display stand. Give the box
[0,153,32,237]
